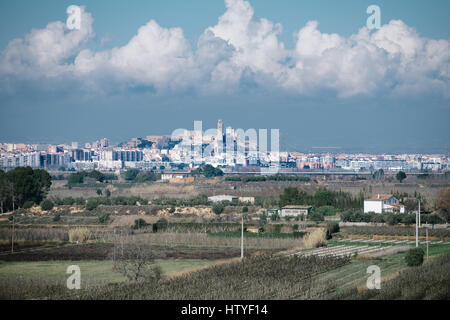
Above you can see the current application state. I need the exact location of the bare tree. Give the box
[110,239,165,282]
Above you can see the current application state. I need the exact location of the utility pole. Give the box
[241,212,244,259]
[11,215,14,253]
[415,200,420,248]
[418,200,421,227]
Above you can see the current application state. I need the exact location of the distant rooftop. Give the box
[366,194,394,201]
[282,205,312,209]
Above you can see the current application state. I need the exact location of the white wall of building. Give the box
[364,201,383,213]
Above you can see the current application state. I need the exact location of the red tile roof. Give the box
[366,194,394,201]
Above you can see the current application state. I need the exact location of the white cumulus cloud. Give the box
[0,0,448,99]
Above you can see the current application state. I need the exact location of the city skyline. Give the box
[1,119,448,173]
[0,0,449,153]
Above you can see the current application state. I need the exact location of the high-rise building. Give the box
[217,119,223,136]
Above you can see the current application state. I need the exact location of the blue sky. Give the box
[0,0,449,153]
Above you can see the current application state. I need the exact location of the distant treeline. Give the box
[279,187,363,210]
[67,170,117,185]
[225,175,310,182]
[341,209,446,225]
[151,194,211,206]
[49,196,149,210]
[417,171,450,179]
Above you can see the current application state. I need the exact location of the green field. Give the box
[0,259,219,285]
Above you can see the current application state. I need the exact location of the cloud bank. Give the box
[1,0,449,99]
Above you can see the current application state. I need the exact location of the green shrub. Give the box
[99,212,110,224]
[75,197,85,206]
[53,214,61,222]
[316,205,338,216]
[152,218,168,232]
[133,218,148,230]
[308,211,324,222]
[242,206,249,213]
[168,206,175,214]
[326,222,340,239]
[212,203,225,215]
[62,197,75,205]
[23,201,34,209]
[85,198,99,211]
[270,213,280,222]
[405,248,425,267]
[40,200,54,211]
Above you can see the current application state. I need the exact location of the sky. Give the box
[0,0,449,153]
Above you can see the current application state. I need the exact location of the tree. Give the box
[2,167,52,209]
[88,170,105,182]
[96,189,103,196]
[279,187,299,206]
[134,171,158,183]
[111,243,164,282]
[396,171,407,183]
[403,199,418,213]
[0,170,11,213]
[133,218,149,230]
[308,211,324,222]
[68,172,85,185]
[23,201,34,209]
[99,212,110,223]
[202,165,223,178]
[40,199,54,211]
[105,189,111,198]
[436,188,450,222]
[372,169,384,180]
[242,206,249,213]
[326,222,340,240]
[405,248,424,267]
[124,169,140,181]
[152,218,168,232]
[212,203,225,215]
[85,198,99,211]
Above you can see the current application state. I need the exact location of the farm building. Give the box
[281,205,312,217]
[161,173,186,181]
[208,195,238,203]
[364,194,405,214]
[208,195,255,204]
[238,197,255,204]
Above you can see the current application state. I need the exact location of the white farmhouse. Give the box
[208,195,238,203]
[281,205,312,217]
[364,194,405,214]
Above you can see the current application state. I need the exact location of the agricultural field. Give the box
[0,172,449,300]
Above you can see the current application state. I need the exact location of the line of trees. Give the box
[225,175,310,182]
[122,169,159,182]
[191,164,223,178]
[0,167,52,213]
[279,187,363,210]
[340,209,445,225]
[67,170,117,185]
